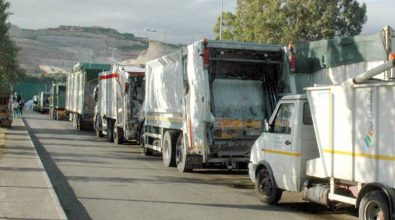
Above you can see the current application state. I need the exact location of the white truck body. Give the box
[39,91,50,113]
[144,39,292,171]
[94,65,145,144]
[65,63,111,130]
[249,58,395,219]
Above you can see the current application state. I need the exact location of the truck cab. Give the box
[249,95,319,201]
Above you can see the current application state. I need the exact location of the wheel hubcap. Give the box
[176,144,182,164]
[164,140,169,160]
[365,201,385,220]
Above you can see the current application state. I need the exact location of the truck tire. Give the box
[162,131,176,167]
[114,126,124,145]
[176,133,191,172]
[95,117,103,137]
[359,191,390,220]
[255,167,282,205]
[76,116,82,131]
[107,119,114,142]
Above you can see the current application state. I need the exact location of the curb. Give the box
[21,119,68,220]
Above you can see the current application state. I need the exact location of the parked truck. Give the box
[38,91,50,113]
[249,56,395,219]
[0,92,12,128]
[49,82,66,120]
[66,63,111,130]
[94,65,145,144]
[32,95,40,112]
[143,39,291,172]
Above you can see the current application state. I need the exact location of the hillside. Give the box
[10,25,149,74]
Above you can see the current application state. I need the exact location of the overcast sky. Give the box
[8,0,395,44]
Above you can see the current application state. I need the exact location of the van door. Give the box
[263,102,296,191]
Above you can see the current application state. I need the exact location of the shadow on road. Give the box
[23,118,92,220]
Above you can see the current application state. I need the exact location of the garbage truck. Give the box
[38,91,50,113]
[49,82,66,120]
[66,63,111,130]
[0,92,12,128]
[143,39,291,172]
[94,65,145,144]
[249,55,395,219]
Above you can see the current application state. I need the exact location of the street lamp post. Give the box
[220,0,223,40]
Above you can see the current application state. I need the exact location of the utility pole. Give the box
[220,0,223,40]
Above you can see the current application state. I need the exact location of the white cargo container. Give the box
[249,57,395,219]
[144,39,292,172]
[65,63,111,130]
[93,65,145,144]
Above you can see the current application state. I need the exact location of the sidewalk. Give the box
[0,118,67,220]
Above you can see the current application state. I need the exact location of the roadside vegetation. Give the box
[213,0,367,44]
[0,0,25,94]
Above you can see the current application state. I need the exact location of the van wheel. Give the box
[162,131,176,167]
[255,167,282,205]
[176,133,191,172]
[114,126,124,145]
[359,191,389,220]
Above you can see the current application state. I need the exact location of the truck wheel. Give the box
[255,167,282,205]
[107,119,114,142]
[162,131,176,167]
[176,133,191,172]
[359,191,389,220]
[95,117,103,137]
[114,126,124,145]
[77,116,82,130]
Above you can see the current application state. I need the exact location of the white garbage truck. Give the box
[66,63,111,130]
[143,39,291,172]
[249,55,395,219]
[94,65,145,144]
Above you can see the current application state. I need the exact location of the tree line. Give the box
[213,0,367,44]
[0,0,24,95]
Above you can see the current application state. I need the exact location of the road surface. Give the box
[22,112,357,220]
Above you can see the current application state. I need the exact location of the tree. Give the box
[0,0,24,94]
[213,0,367,44]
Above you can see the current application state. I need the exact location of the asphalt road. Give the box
[23,111,358,220]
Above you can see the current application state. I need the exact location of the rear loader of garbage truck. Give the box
[94,65,145,144]
[49,83,66,120]
[66,63,111,130]
[249,57,395,219]
[143,39,291,172]
[0,93,12,128]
